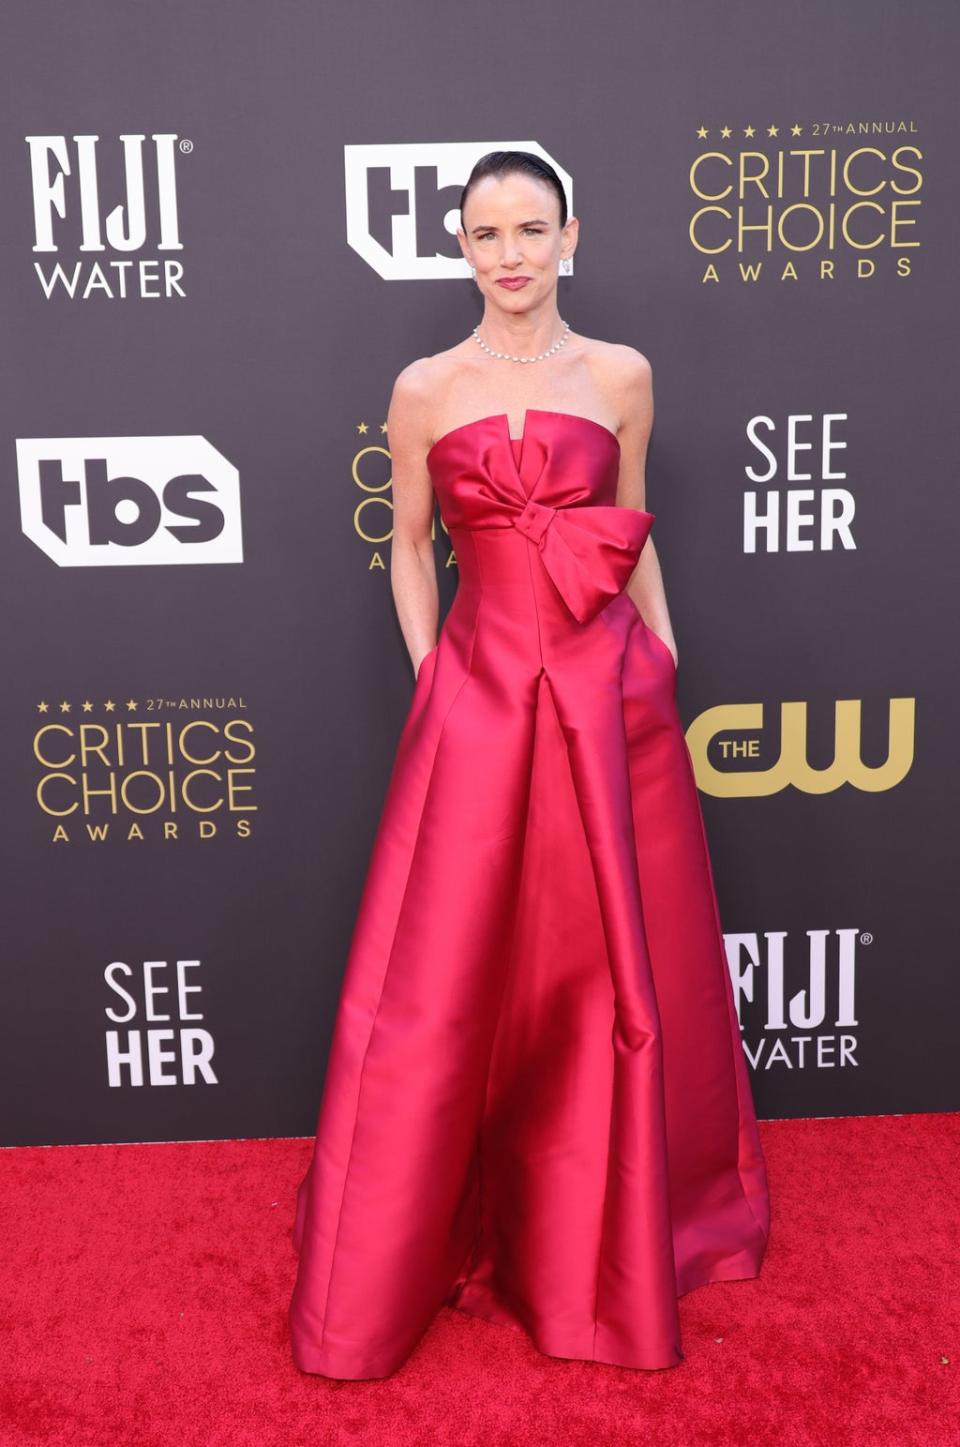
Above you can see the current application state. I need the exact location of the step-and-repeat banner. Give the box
[2,1,955,1145]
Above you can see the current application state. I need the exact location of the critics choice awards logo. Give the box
[31,695,256,843]
[688,117,922,281]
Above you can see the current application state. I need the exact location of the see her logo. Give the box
[104,959,218,1088]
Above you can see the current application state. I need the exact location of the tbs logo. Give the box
[344,141,573,280]
[17,435,242,566]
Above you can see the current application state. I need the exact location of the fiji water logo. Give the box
[17,436,242,566]
[728,926,870,1071]
[26,132,188,299]
[344,141,573,280]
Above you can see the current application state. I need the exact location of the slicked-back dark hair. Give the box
[459,150,568,231]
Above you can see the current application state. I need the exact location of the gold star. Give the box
[81,700,94,712]
[791,123,802,135]
[125,699,138,711]
[357,422,369,436]
[379,422,388,434]
[720,126,732,139]
[37,700,49,713]
[744,125,755,138]
[696,125,708,138]
[767,123,779,137]
[59,700,71,713]
[104,700,116,712]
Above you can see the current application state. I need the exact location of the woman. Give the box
[289,150,770,1379]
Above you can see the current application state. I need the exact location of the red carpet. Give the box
[1,1114,956,1446]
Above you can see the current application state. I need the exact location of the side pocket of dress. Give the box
[415,643,440,684]
[645,623,677,678]
[619,591,677,679]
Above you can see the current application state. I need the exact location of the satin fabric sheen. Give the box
[289,409,770,1378]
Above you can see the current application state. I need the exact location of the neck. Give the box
[476,306,564,356]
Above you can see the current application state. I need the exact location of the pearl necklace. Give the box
[472,319,571,363]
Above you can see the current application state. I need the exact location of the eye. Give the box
[475,228,544,240]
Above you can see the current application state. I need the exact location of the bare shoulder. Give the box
[389,341,469,412]
[577,339,653,440]
[578,335,651,391]
[387,353,449,458]
[388,342,474,456]
[389,353,439,411]
[612,341,653,389]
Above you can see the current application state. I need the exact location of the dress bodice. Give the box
[426,409,655,628]
[427,408,623,518]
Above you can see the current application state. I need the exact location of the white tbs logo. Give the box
[17,435,242,566]
[344,141,574,280]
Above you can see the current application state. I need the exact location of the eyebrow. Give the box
[469,219,551,234]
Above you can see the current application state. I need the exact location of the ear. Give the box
[560,214,580,262]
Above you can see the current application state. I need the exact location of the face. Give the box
[458,171,578,309]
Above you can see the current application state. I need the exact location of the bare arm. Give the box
[614,351,678,667]
[386,362,440,678]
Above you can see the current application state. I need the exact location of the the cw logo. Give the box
[344,141,573,280]
[688,699,915,796]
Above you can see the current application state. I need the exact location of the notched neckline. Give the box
[426,409,621,463]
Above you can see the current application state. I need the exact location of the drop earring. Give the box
[470,265,477,281]
[560,257,572,275]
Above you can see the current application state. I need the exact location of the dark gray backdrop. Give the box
[2,0,955,1145]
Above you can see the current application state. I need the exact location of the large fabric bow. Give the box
[510,497,655,625]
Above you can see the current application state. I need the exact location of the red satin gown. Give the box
[289,408,770,1378]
